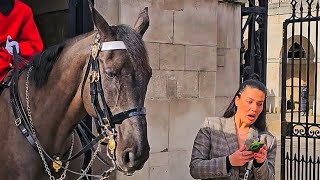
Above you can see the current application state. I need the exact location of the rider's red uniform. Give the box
[0,0,43,82]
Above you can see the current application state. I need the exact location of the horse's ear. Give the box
[88,2,113,37]
[133,7,149,37]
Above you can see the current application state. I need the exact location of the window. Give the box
[288,43,306,59]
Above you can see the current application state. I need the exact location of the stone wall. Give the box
[95,0,242,179]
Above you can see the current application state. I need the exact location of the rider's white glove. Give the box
[5,35,20,55]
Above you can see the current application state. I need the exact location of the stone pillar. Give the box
[215,0,243,116]
[267,13,283,113]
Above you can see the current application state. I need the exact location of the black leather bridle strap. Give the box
[10,48,38,151]
[78,120,106,146]
[90,55,112,127]
[111,107,146,124]
[65,128,105,161]
[75,123,108,164]
[81,54,110,133]
[80,57,92,100]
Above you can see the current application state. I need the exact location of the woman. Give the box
[189,79,276,180]
[0,0,43,83]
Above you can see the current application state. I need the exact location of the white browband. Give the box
[100,41,127,51]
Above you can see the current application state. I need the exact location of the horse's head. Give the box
[82,6,151,174]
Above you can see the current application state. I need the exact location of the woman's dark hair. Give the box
[223,79,268,131]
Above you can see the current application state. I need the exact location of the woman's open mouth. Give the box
[247,114,256,121]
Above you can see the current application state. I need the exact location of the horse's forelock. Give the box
[112,25,151,75]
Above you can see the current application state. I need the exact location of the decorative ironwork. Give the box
[286,122,320,139]
[290,0,298,19]
[240,0,268,84]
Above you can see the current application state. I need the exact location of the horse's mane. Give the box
[29,43,65,88]
[29,26,150,88]
[29,33,92,88]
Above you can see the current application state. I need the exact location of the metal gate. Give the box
[241,0,268,83]
[281,0,320,179]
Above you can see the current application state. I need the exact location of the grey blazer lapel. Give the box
[221,117,238,154]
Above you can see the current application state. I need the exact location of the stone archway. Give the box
[283,35,316,111]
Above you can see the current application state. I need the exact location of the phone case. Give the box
[247,141,264,152]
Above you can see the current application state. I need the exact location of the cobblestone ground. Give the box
[266,113,320,180]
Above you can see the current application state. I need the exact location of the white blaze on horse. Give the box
[0,4,151,180]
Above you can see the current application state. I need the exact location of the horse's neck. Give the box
[26,34,94,152]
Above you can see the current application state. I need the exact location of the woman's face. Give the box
[235,86,266,125]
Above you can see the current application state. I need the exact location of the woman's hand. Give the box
[229,145,254,166]
[254,144,267,164]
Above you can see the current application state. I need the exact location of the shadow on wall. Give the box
[215,97,234,117]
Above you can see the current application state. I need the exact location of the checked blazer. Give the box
[189,116,277,180]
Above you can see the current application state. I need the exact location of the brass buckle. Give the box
[89,71,100,83]
[108,134,116,154]
[91,34,101,60]
[91,44,99,60]
[52,156,62,172]
[15,118,21,126]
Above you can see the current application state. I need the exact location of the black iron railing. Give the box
[281,0,320,179]
[240,0,268,84]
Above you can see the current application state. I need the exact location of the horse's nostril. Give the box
[128,152,135,167]
[122,149,135,168]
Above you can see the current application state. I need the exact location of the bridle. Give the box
[80,32,147,157]
[9,33,147,179]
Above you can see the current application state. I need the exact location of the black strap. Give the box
[10,48,38,151]
[79,120,106,146]
[111,107,146,124]
[65,129,105,162]
[80,57,92,100]
[75,123,109,164]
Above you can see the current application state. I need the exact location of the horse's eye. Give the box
[106,72,116,79]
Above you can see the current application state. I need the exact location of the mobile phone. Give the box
[247,141,264,153]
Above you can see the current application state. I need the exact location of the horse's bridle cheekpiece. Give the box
[9,32,147,179]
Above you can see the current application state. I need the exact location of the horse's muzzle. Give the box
[120,144,150,172]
